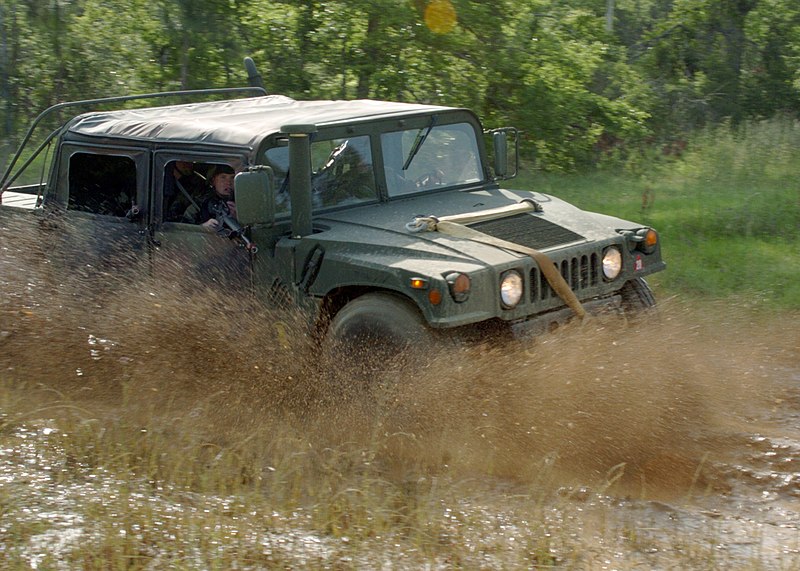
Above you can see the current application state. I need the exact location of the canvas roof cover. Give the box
[64,95,452,149]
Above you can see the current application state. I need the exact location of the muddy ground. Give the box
[1,215,798,568]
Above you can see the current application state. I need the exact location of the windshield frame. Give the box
[258,109,490,218]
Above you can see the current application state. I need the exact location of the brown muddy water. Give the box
[1,215,798,569]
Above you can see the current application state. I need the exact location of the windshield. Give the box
[310,136,377,208]
[381,122,482,197]
[266,135,378,215]
[262,122,484,216]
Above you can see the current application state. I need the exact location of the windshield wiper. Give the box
[402,115,438,171]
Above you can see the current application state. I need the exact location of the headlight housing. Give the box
[618,227,659,254]
[636,228,658,254]
[445,272,471,303]
[602,247,622,280]
[500,270,523,308]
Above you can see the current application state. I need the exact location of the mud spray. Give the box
[2,215,798,501]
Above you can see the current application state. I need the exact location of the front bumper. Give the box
[509,294,622,339]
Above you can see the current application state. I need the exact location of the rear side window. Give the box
[68,153,136,217]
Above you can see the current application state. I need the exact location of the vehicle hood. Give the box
[307,186,643,273]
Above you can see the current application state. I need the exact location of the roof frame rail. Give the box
[1,86,268,193]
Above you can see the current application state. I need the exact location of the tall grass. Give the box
[520,117,800,310]
[0,369,778,570]
[0,378,632,569]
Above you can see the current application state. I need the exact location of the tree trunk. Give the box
[180,30,189,90]
[356,13,380,99]
[51,0,65,103]
[606,0,614,32]
[0,1,15,165]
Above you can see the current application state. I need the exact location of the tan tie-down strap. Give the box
[406,200,587,320]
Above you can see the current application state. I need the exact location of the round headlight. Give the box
[500,270,523,308]
[602,247,622,280]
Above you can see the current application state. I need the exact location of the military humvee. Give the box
[0,68,664,355]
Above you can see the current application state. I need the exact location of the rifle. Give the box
[208,200,258,253]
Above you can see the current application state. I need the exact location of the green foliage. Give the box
[638,0,800,138]
[2,0,800,172]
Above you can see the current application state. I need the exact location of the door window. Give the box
[68,153,137,217]
[265,135,378,214]
[310,136,377,208]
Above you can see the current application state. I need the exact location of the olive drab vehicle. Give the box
[0,59,665,357]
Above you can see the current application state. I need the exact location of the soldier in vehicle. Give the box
[194,164,238,231]
[164,160,207,222]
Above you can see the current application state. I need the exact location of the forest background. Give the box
[2,0,800,172]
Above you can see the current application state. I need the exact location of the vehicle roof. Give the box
[63,95,455,149]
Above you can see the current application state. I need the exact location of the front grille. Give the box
[530,253,600,302]
[470,214,585,250]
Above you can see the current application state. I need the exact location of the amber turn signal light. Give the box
[445,272,471,303]
[636,228,658,254]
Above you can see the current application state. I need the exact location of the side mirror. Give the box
[489,127,519,181]
[235,167,274,227]
[493,131,508,178]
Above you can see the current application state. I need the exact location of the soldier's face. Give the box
[175,161,194,176]
[212,173,234,198]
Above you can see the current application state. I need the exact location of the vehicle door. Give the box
[149,151,253,291]
[48,144,151,285]
[244,129,384,308]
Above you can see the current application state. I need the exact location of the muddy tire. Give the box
[325,292,434,376]
[619,277,656,315]
[328,292,432,350]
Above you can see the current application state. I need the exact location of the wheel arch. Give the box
[315,285,425,340]
[619,277,657,314]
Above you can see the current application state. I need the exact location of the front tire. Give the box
[325,293,434,377]
[619,277,656,315]
[328,291,431,348]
